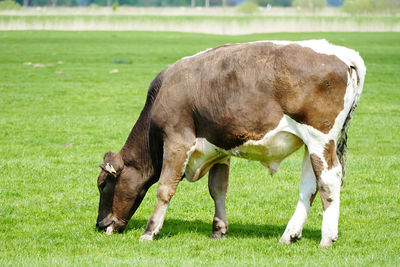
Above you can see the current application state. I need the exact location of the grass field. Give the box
[0,31,399,265]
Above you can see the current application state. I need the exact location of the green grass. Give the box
[0,31,399,265]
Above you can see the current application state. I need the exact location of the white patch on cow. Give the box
[140,203,169,241]
[257,39,364,71]
[183,141,198,174]
[151,203,168,236]
[319,164,342,247]
[235,117,303,173]
[262,161,280,174]
[183,116,305,181]
[181,47,214,60]
[106,224,114,235]
[327,72,358,138]
[184,138,228,182]
[280,148,316,244]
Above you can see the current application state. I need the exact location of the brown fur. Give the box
[324,140,339,170]
[310,154,333,210]
[209,163,230,238]
[310,154,324,179]
[151,42,347,150]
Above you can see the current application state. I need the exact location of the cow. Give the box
[95,39,366,247]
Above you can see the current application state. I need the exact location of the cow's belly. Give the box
[232,131,303,173]
[184,131,303,182]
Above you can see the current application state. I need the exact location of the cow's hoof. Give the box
[211,218,228,239]
[139,233,154,241]
[320,236,337,248]
[279,233,301,245]
[211,231,227,239]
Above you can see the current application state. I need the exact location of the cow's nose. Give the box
[96,222,100,228]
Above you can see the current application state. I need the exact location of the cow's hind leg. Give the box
[208,161,230,238]
[280,147,317,244]
[140,133,195,241]
[310,141,342,248]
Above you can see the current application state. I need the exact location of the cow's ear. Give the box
[99,151,124,178]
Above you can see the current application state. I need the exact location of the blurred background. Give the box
[0,0,398,33]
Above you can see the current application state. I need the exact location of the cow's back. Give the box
[151,42,349,150]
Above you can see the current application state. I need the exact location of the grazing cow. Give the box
[96,40,366,247]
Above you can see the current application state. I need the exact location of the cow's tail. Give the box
[336,51,366,180]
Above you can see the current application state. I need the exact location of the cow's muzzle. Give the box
[96,215,126,235]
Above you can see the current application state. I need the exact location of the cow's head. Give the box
[96,151,149,235]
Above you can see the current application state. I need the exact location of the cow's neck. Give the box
[120,73,164,184]
[120,110,154,177]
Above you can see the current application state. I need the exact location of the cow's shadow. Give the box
[125,218,321,241]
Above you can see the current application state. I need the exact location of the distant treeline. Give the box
[3,0,398,15]
[16,0,254,6]
[12,0,344,7]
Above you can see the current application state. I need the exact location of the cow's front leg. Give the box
[140,136,195,241]
[208,160,230,238]
[310,144,342,248]
[280,147,317,244]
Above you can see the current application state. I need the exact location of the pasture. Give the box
[0,31,399,265]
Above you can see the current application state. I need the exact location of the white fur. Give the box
[255,39,366,79]
[140,203,169,241]
[183,116,304,181]
[184,138,228,182]
[183,141,198,174]
[319,165,342,246]
[181,47,214,60]
[280,148,317,244]
[151,203,168,236]
[236,117,303,172]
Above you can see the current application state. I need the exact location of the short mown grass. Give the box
[0,31,399,265]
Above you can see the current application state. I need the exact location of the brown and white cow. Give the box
[96,40,366,247]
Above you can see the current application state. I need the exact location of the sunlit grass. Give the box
[0,31,399,265]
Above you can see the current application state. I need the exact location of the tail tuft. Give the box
[336,57,366,181]
[336,100,358,179]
